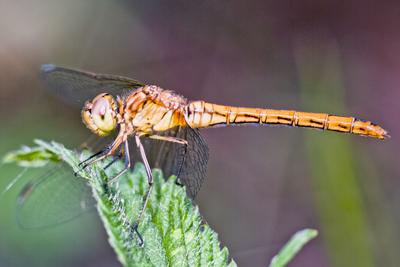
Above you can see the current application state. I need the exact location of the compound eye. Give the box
[91,96,116,135]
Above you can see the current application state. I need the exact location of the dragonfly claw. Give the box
[131,222,144,247]
[74,162,90,177]
[175,178,184,187]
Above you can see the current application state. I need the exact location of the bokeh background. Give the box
[0,1,399,266]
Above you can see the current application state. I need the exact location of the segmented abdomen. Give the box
[186,101,388,139]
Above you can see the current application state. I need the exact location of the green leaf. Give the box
[4,140,236,267]
[3,140,316,267]
[2,140,60,167]
[269,229,318,267]
[296,44,376,267]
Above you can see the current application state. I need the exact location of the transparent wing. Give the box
[178,128,209,198]
[138,127,209,199]
[40,64,145,106]
[16,162,95,229]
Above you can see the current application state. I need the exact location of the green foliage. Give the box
[6,140,236,267]
[269,229,318,267]
[4,140,317,267]
[3,142,60,167]
[297,43,376,267]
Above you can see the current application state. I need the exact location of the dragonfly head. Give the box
[82,93,117,136]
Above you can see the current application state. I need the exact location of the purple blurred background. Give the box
[0,1,399,266]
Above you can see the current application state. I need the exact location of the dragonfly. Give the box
[11,64,388,243]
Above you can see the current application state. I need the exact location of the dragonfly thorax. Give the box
[123,86,188,134]
[82,93,118,136]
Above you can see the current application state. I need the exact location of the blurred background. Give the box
[0,1,399,266]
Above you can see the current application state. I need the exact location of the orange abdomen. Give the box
[186,101,388,139]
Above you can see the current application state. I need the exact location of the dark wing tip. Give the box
[41,64,57,73]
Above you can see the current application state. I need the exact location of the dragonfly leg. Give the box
[78,147,109,168]
[146,134,188,186]
[107,141,131,184]
[77,136,123,172]
[175,179,184,187]
[146,134,188,145]
[133,134,154,246]
[131,222,144,247]
[103,150,123,170]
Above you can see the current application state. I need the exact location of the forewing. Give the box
[16,163,95,229]
[138,127,209,199]
[40,64,145,106]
